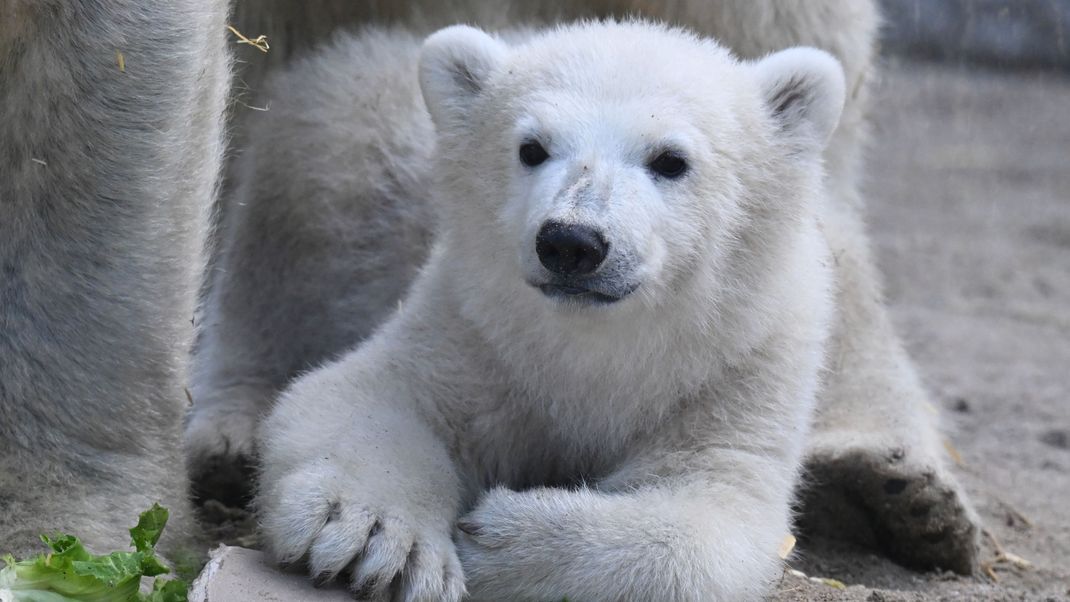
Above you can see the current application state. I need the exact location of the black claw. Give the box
[368,519,383,537]
[350,576,379,600]
[456,519,481,536]
[276,554,307,573]
[326,500,342,522]
[312,571,335,589]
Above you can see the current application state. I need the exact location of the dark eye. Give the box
[519,141,549,167]
[648,151,688,179]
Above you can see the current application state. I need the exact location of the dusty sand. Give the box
[771,60,1070,601]
[200,60,1070,601]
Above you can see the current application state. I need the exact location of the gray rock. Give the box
[190,546,351,602]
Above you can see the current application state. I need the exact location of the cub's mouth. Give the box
[532,281,638,305]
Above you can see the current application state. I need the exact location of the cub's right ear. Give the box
[419,25,508,130]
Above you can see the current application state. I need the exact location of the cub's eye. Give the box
[648,151,688,179]
[519,141,550,167]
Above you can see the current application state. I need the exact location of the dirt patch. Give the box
[770,60,1070,601]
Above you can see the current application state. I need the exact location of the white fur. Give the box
[193,2,882,478]
[201,0,979,581]
[256,22,843,601]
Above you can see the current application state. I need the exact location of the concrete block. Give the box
[190,546,350,602]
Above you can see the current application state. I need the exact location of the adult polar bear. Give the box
[251,22,845,601]
[192,0,979,577]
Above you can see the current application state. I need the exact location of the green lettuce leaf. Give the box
[128,506,168,556]
[0,504,189,602]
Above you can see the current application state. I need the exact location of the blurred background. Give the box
[881,0,1068,70]
[802,0,1070,599]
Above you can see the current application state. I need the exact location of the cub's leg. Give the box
[603,0,979,573]
[189,0,525,508]
[458,338,822,602]
[459,482,784,602]
[257,330,465,601]
[0,0,229,554]
[185,31,434,505]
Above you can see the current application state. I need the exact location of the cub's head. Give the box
[419,21,844,317]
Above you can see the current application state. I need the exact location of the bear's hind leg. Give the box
[800,204,981,575]
[186,31,434,507]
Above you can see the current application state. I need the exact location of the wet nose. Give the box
[535,221,609,276]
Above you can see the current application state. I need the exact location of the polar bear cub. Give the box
[257,21,845,601]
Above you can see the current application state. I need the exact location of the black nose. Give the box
[535,221,609,276]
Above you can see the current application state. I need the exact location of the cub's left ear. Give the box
[419,25,508,130]
[755,47,846,149]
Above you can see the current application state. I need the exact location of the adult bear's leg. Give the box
[0,0,230,555]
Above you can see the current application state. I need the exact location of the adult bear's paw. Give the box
[799,439,980,575]
[184,385,268,507]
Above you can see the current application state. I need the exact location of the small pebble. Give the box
[1040,429,1068,450]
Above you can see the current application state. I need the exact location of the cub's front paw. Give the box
[456,487,540,548]
[260,466,465,602]
[456,489,526,600]
[456,488,570,600]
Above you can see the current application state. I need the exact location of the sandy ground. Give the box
[769,60,1070,601]
[200,60,1070,601]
